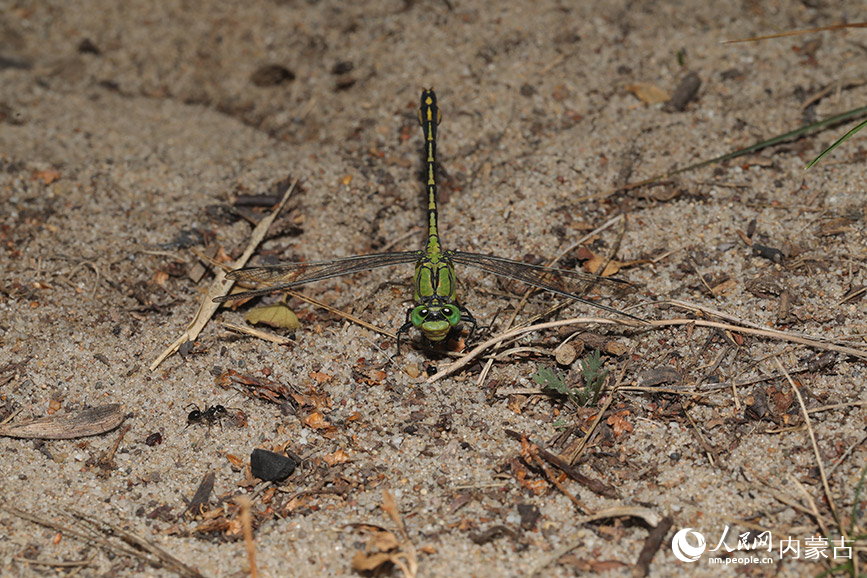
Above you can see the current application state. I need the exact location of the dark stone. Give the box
[250,448,296,481]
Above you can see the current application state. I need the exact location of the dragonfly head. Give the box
[410,301,461,342]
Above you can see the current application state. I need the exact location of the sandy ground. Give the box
[1,1,865,577]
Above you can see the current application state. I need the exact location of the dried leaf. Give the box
[382,490,401,529]
[323,448,350,466]
[34,169,61,185]
[625,82,670,104]
[152,270,170,286]
[372,530,401,552]
[309,371,332,384]
[0,404,124,439]
[606,411,633,436]
[576,247,623,276]
[303,411,332,430]
[244,302,301,329]
[351,551,393,572]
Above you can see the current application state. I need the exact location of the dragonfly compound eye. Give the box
[410,306,429,329]
[441,306,461,326]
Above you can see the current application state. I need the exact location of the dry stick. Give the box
[13,556,95,568]
[651,318,867,359]
[430,317,644,383]
[667,299,861,348]
[530,451,592,513]
[505,430,617,498]
[236,496,257,578]
[774,358,843,532]
[721,22,867,44]
[219,322,292,345]
[436,315,866,388]
[285,289,395,339]
[634,516,674,578]
[82,510,203,577]
[474,215,623,389]
[150,178,298,371]
[790,476,833,546]
[0,505,203,577]
[527,507,663,578]
[682,406,718,467]
[564,360,629,466]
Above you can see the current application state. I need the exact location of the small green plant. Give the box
[815,464,867,578]
[532,349,609,407]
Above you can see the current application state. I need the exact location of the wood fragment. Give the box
[775,359,842,529]
[0,404,124,439]
[632,516,673,577]
[0,505,204,577]
[505,429,618,498]
[236,496,257,578]
[180,472,215,520]
[219,322,292,345]
[150,177,298,371]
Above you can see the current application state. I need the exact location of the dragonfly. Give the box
[214,89,640,351]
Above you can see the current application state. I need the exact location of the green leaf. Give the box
[806,116,867,169]
[532,366,568,394]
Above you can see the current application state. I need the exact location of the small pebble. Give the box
[250,449,296,482]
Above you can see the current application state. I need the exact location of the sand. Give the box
[1,1,865,577]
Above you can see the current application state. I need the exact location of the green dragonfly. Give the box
[215,89,639,350]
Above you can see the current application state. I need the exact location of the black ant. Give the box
[184,403,240,431]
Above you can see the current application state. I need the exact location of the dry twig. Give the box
[150,178,298,370]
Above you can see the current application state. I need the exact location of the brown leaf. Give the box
[382,490,401,529]
[34,169,61,185]
[606,411,633,437]
[625,82,670,104]
[576,247,623,276]
[302,411,332,430]
[309,371,332,384]
[372,530,401,552]
[323,449,350,466]
[351,551,393,572]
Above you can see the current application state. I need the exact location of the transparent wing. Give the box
[214,250,424,303]
[448,250,640,320]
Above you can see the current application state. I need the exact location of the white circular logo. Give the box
[671,528,706,562]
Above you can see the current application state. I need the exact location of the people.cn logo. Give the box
[672,528,707,562]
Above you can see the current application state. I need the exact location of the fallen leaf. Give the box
[607,410,633,436]
[625,82,670,104]
[152,270,170,286]
[34,169,61,185]
[303,411,332,430]
[351,551,393,572]
[576,247,622,276]
[245,302,301,329]
[324,448,350,466]
[310,371,332,384]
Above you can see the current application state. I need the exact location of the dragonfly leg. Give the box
[396,309,415,355]
[459,306,477,342]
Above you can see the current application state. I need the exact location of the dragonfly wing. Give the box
[449,250,640,319]
[215,250,423,303]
